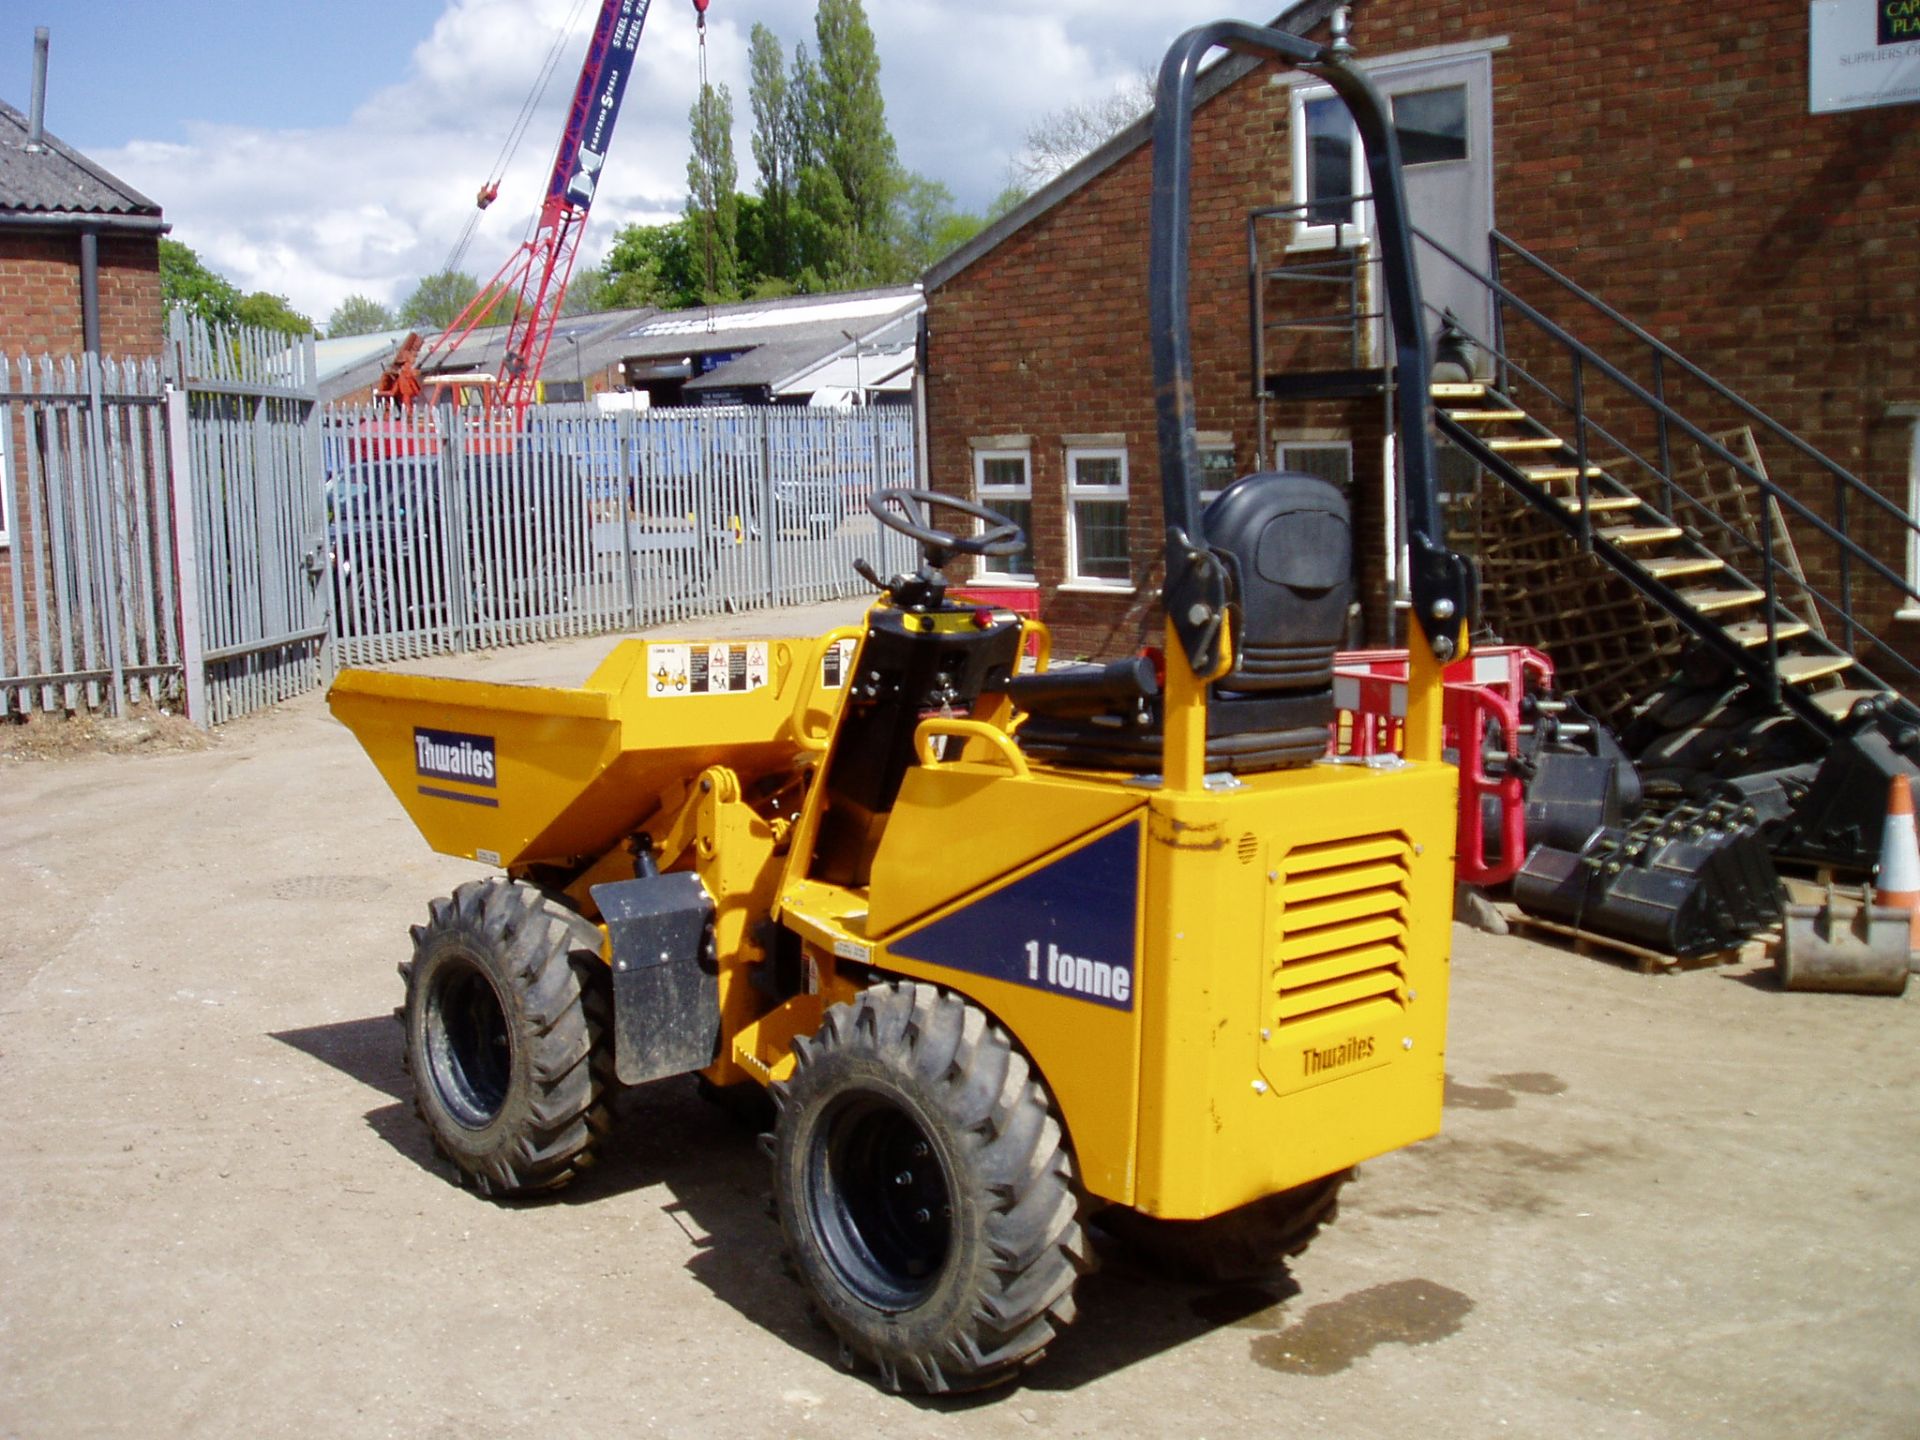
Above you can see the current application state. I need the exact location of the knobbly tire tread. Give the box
[1101,1168,1352,1284]
[399,878,613,1197]
[769,981,1091,1395]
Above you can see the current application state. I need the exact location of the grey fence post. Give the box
[441,407,469,653]
[82,351,127,714]
[759,410,779,606]
[165,382,209,727]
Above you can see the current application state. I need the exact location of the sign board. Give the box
[1810,0,1920,112]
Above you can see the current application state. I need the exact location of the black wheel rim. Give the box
[425,957,513,1129]
[808,1092,953,1312]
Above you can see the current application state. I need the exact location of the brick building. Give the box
[1,89,167,643]
[922,0,1920,669]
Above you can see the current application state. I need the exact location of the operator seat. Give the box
[1014,470,1352,773]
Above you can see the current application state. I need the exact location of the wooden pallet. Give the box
[1501,908,1750,975]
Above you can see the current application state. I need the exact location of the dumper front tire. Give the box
[401,878,611,1196]
[770,982,1089,1394]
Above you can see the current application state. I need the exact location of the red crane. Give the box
[377,0,709,418]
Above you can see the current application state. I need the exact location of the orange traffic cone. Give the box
[1872,773,1920,955]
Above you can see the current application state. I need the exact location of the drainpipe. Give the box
[26,27,49,150]
[80,229,101,354]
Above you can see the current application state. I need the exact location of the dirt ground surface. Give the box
[3,600,1916,1439]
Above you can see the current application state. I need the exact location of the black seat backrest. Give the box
[1009,471,1352,776]
[1205,471,1352,700]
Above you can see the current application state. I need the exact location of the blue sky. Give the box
[6,1,1263,322]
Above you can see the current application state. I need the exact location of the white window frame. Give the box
[1063,444,1132,590]
[1196,431,1237,504]
[971,442,1035,584]
[1288,84,1371,252]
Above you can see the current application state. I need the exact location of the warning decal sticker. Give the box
[647,642,770,697]
[819,637,858,690]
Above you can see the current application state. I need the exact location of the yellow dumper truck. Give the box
[329,21,1475,1393]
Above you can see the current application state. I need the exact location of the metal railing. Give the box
[1415,226,1920,702]
[324,402,919,670]
[1,352,181,717]
[1248,203,1920,706]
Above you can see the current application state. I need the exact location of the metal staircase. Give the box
[1249,205,1920,870]
[1433,376,1876,740]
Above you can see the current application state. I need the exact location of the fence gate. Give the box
[167,314,329,725]
[0,352,180,718]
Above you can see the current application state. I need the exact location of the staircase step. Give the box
[1642,555,1727,580]
[1677,587,1766,614]
[1812,687,1884,719]
[1521,464,1606,483]
[1725,619,1813,647]
[1431,382,1487,401]
[1598,525,1685,547]
[1557,495,1643,515]
[1777,654,1856,686]
[1444,408,1528,423]
[1487,436,1570,453]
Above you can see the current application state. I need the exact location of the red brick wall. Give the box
[926,2,1919,659]
[927,60,1298,660]
[0,230,164,359]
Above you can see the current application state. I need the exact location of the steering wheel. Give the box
[867,487,1025,562]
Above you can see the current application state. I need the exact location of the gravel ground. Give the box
[2,601,1915,1438]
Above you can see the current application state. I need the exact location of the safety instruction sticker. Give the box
[647,642,770,697]
[819,637,858,690]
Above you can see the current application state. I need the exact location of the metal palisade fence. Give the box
[168,311,329,725]
[3,313,921,725]
[0,351,181,716]
[323,401,919,669]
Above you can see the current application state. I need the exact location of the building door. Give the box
[1376,53,1497,361]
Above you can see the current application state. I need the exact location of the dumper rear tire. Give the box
[1101,1169,1351,1284]
[770,982,1089,1394]
[400,878,610,1196]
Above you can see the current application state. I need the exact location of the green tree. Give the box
[234,291,315,337]
[326,294,395,337]
[747,23,798,279]
[893,172,983,275]
[598,221,703,311]
[811,0,900,281]
[159,239,241,326]
[686,81,741,302]
[397,270,484,330]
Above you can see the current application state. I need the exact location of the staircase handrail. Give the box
[1410,224,1920,610]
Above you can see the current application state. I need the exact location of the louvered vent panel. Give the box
[1272,833,1411,1028]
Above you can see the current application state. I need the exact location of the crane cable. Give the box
[694,0,718,324]
[438,0,594,283]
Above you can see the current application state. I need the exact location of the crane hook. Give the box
[692,0,708,31]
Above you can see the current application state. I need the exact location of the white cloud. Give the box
[91,0,1273,324]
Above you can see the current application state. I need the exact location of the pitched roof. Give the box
[0,98,161,220]
[923,2,1335,293]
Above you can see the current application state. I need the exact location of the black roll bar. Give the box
[1149,20,1472,672]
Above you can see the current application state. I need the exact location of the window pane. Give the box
[1073,499,1130,581]
[980,498,1034,577]
[1278,444,1353,492]
[980,456,1027,490]
[1072,454,1124,489]
[1392,86,1468,166]
[1305,97,1356,225]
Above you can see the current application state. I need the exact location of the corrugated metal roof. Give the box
[0,99,160,218]
[616,286,921,357]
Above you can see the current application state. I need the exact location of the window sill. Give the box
[964,577,1038,590]
[1895,607,1920,624]
[1057,582,1136,596]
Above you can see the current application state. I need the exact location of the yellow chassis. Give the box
[330,613,1460,1220]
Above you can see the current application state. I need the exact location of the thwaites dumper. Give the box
[329,21,1475,1394]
